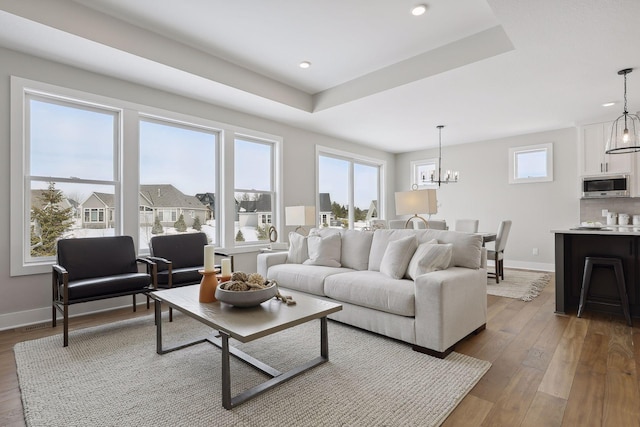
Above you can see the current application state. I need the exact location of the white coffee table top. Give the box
[151,285,342,342]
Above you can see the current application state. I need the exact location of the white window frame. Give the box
[10,76,283,276]
[508,142,554,184]
[316,145,386,230]
[410,158,438,188]
[233,136,278,246]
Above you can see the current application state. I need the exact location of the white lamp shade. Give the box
[395,189,437,216]
[285,206,316,226]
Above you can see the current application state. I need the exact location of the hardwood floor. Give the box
[1,274,639,426]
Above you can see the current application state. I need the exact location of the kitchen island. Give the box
[553,227,640,319]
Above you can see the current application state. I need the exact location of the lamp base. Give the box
[404,215,429,229]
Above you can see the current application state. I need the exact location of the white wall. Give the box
[395,127,580,271]
[0,47,395,329]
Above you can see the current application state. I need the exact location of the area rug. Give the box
[487,269,552,301]
[14,314,490,427]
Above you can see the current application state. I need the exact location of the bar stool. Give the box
[578,256,632,326]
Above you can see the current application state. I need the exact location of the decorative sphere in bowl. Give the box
[215,282,277,307]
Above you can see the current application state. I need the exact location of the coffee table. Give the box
[149,285,342,409]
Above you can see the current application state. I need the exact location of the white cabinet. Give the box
[580,122,632,175]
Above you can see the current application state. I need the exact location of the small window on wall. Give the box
[508,143,553,184]
[410,159,437,188]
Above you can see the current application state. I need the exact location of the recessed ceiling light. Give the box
[299,61,311,69]
[602,102,616,107]
[411,4,427,16]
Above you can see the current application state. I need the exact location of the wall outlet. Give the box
[532,247,539,256]
[602,209,609,217]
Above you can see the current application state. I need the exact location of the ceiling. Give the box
[0,0,639,153]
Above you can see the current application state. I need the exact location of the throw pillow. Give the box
[287,232,308,264]
[303,233,342,267]
[379,235,418,279]
[406,242,453,280]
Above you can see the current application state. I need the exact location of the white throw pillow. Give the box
[406,241,453,280]
[287,232,308,264]
[303,233,342,267]
[379,235,418,279]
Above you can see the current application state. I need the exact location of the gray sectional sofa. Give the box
[257,227,487,358]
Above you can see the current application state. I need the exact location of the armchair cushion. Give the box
[150,232,208,271]
[57,236,140,282]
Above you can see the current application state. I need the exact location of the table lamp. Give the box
[285,206,316,235]
[394,188,437,229]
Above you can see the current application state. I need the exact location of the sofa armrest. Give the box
[413,267,487,352]
[257,252,289,277]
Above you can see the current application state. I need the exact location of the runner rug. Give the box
[15,314,490,427]
[487,269,552,301]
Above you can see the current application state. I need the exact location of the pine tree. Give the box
[192,216,202,231]
[30,182,74,257]
[174,214,187,232]
[151,216,163,234]
[235,230,245,242]
[256,224,268,240]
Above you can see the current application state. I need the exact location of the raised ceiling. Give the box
[0,0,639,153]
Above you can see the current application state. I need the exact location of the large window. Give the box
[234,138,275,244]
[139,118,218,250]
[11,77,281,276]
[26,94,119,263]
[317,147,384,230]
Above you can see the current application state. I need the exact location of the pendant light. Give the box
[427,125,458,187]
[605,68,640,154]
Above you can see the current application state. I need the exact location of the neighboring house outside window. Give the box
[317,146,384,230]
[11,77,283,276]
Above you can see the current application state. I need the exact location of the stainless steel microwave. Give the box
[582,174,630,198]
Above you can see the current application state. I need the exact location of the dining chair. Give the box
[455,219,479,233]
[487,220,512,283]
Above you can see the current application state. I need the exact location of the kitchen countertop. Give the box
[552,226,640,235]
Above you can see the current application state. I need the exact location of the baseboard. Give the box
[0,297,150,332]
[487,260,555,272]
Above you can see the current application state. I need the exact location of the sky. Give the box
[30,98,379,210]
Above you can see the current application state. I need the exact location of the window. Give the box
[508,143,553,184]
[25,94,120,264]
[234,138,276,244]
[139,117,218,250]
[317,147,384,230]
[11,77,281,276]
[410,159,438,188]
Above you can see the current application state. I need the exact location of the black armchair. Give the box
[148,232,233,320]
[52,236,157,347]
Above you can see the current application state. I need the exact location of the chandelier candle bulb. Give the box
[203,245,216,272]
[221,258,232,277]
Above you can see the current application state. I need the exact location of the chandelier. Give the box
[605,68,640,154]
[424,125,458,187]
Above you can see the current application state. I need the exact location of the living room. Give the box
[1,1,639,426]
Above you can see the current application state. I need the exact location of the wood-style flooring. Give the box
[1,274,639,426]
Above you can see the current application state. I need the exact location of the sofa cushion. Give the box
[369,229,482,271]
[340,229,373,270]
[304,233,342,267]
[267,264,353,296]
[287,232,308,264]
[324,270,415,317]
[406,242,453,280]
[379,235,417,279]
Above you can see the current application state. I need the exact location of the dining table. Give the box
[477,232,496,247]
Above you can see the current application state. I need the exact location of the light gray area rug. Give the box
[487,269,552,301]
[15,314,490,427]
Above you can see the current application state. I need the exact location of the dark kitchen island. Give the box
[553,228,640,319]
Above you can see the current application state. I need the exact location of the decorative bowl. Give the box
[215,282,277,307]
